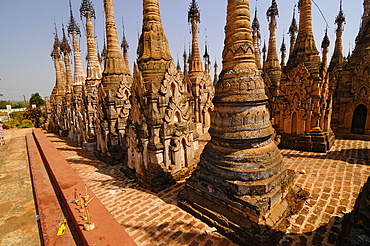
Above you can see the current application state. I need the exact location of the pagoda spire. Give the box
[329,0,346,71]
[183,44,188,75]
[288,7,298,55]
[137,0,172,83]
[60,25,73,94]
[286,0,320,71]
[213,59,218,83]
[262,40,267,64]
[121,18,130,73]
[188,0,203,72]
[51,29,65,96]
[203,40,211,73]
[176,55,182,72]
[102,0,127,92]
[68,0,86,86]
[263,0,281,109]
[180,1,299,244]
[252,4,262,69]
[265,0,280,71]
[280,35,286,67]
[80,0,102,140]
[80,0,102,80]
[321,28,330,68]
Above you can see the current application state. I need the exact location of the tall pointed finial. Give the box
[252,5,260,38]
[265,0,280,71]
[188,0,203,73]
[203,33,211,73]
[183,43,188,75]
[252,2,262,69]
[176,54,182,72]
[329,0,346,71]
[51,23,61,60]
[60,24,72,55]
[121,17,130,72]
[68,0,80,35]
[288,6,298,55]
[121,18,129,53]
[80,0,96,19]
[188,0,200,23]
[213,58,218,84]
[262,40,267,63]
[280,35,286,67]
[321,28,330,68]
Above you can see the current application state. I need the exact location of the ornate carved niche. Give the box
[160,63,191,125]
[352,53,370,102]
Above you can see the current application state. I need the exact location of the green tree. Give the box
[0,100,13,109]
[29,92,45,107]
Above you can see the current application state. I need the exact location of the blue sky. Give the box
[0,0,364,101]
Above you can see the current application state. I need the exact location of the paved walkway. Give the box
[0,128,41,246]
[43,131,370,246]
[1,128,370,245]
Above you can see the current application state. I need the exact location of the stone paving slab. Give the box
[44,131,370,246]
[0,128,41,246]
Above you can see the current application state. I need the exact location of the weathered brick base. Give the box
[278,128,335,153]
[179,168,306,245]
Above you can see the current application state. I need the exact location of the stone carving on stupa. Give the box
[274,0,335,152]
[330,0,370,136]
[67,0,87,145]
[179,0,304,244]
[186,0,214,136]
[80,0,102,151]
[123,0,198,192]
[94,0,133,164]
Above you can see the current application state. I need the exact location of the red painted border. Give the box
[27,133,76,245]
[30,129,137,246]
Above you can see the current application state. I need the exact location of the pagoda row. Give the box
[48,0,370,244]
[48,0,214,192]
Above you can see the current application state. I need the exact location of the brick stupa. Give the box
[179,0,304,245]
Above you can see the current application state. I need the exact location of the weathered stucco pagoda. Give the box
[262,0,281,115]
[331,0,370,136]
[67,0,87,145]
[179,0,302,244]
[94,0,133,164]
[80,0,102,151]
[273,0,335,152]
[123,0,198,192]
[186,0,214,136]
